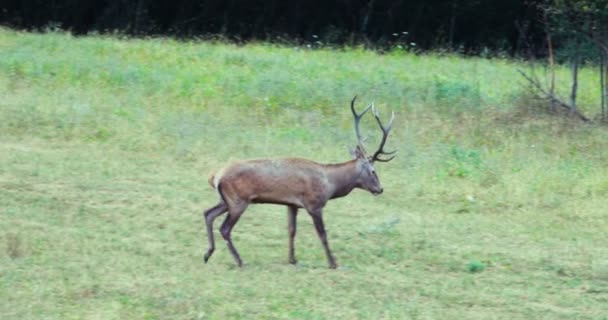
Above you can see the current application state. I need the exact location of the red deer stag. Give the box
[203,96,395,268]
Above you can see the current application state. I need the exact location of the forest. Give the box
[1,0,544,54]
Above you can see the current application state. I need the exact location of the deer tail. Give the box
[208,171,217,189]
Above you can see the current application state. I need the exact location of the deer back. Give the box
[212,158,334,209]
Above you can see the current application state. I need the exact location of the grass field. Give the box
[1,28,607,319]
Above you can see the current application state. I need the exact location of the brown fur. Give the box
[214,158,355,209]
[202,153,383,269]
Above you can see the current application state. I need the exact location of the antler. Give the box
[371,106,396,162]
[350,95,373,148]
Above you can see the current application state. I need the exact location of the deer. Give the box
[202,96,395,269]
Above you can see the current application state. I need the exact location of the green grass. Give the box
[1,28,607,319]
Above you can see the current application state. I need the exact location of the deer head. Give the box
[350,95,395,195]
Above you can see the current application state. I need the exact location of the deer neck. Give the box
[325,159,361,199]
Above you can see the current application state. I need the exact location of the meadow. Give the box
[0,28,607,319]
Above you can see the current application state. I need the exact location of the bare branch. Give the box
[517,69,590,122]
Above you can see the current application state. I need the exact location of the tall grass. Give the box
[1,28,607,319]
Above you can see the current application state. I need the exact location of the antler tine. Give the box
[371,105,396,162]
[350,95,372,147]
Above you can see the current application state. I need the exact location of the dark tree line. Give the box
[1,0,548,54]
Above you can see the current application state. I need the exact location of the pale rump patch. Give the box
[213,167,226,189]
[207,167,227,200]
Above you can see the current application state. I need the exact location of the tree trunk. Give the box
[514,19,530,57]
[605,55,608,120]
[361,0,376,47]
[570,41,580,113]
[601,52,606,120]
[448,0,458,51]
[543,10,556,112]
[133,0,145,34]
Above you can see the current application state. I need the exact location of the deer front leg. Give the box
[308,210,337,269]
[203,202,228,263]
[219,203,247,267]
[287,205,298,264]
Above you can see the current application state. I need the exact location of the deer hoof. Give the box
[203,250,214,263]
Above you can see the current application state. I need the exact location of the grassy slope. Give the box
[0,28,607,319]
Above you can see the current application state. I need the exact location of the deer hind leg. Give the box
[220,202,248,267]
[308,210,337,269]
[203,202,228,263]
[287,205,298,265]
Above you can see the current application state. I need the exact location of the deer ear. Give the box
[351,145,366,159]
